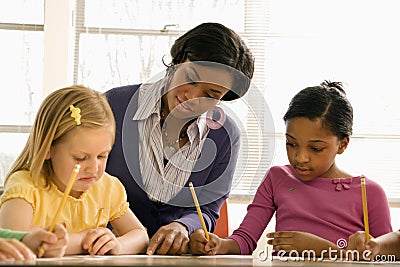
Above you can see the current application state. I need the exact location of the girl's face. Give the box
[164,62,232,119]
[47,126,114,198]
[285,117,349,181]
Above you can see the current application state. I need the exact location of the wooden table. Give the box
[1,255,398,266]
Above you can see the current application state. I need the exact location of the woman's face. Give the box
[164,62,232,119]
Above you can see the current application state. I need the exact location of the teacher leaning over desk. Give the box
[105,22,254,255]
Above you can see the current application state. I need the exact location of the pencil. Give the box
[188,182,209,241]
[360,177,370,242]
[38,164,81,257]
[88,208,104,252]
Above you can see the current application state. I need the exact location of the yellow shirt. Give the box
[0,170,129,233]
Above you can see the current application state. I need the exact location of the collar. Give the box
[132,79,166,121]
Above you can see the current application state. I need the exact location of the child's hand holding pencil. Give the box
[22,223,68,258]
[88,208,104,253]
[38,164,80,257]
[189,229,221,255]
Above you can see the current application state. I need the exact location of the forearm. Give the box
[116,229,149,254]
[65,232,86,255]
[217,238,241,255]
[376,231,400,259]
[175,209,215,235]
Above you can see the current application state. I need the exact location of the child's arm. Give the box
[189,228,240,255]
[0,198,34,231]
[0,199,68,258]
[348,230,400,260]
[81,208,148,255]
[267,231,339,256]
[373,231,400,260]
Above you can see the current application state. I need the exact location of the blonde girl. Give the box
[0,85,148,256]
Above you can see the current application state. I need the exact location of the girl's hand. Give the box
[0,237,36,261]
[82,227,121,255]
[22,223,68,258]
[347,231,378,260]
[189,228,221,255]
[267,231,337,256]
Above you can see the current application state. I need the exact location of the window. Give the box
[73,0,271,197]
[1,0,400,209]
[0,0,44,185]
[265,0,400,203]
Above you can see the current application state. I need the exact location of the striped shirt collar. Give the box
[132,80,164,121]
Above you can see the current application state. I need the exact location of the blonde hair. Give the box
[5,85,115,188]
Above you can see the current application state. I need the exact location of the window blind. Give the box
[73,0,272,197]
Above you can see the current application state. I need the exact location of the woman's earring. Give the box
[206,106,226,130]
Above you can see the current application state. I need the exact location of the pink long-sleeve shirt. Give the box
[229,165,392,254]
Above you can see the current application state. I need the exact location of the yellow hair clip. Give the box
[69,104,81,125]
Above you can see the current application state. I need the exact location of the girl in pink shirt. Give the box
[189,81,392,255]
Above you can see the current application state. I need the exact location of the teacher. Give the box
[105,22,254,255]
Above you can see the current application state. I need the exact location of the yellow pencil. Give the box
[88,208,104,252]
[361,177,370,242]
[188,182,209,241]
[38,164,80,257]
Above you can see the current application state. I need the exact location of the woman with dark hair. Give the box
[105,22,255,255]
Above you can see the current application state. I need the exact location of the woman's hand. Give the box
[82,227,121,255]
[146,222,189,255]
[189,229,221,255]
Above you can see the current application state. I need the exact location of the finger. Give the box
[97,234,117,255]
[40,232,58,245]
[10,240,36,260]
[88,234,107,255]
[204,234,219,252]
[189,236,207,255]
[267,237,294,246]
[193,229,209,243]
[0,252,8,261]
[53,224,68,239]
[273,244,295,252]
[1,240,26,260]
[147,233,165,255]
[355,235,366,249]
[167,236,188,255]
[155,234,175,255]
[267,231,294,238]
[366,240,379,256]
[83,228,106,251]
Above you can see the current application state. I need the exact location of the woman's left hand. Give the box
[146,222,189,255]
[82,227,121,255]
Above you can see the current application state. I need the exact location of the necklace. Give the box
[162,126,187,158]
[160,111,188,159]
